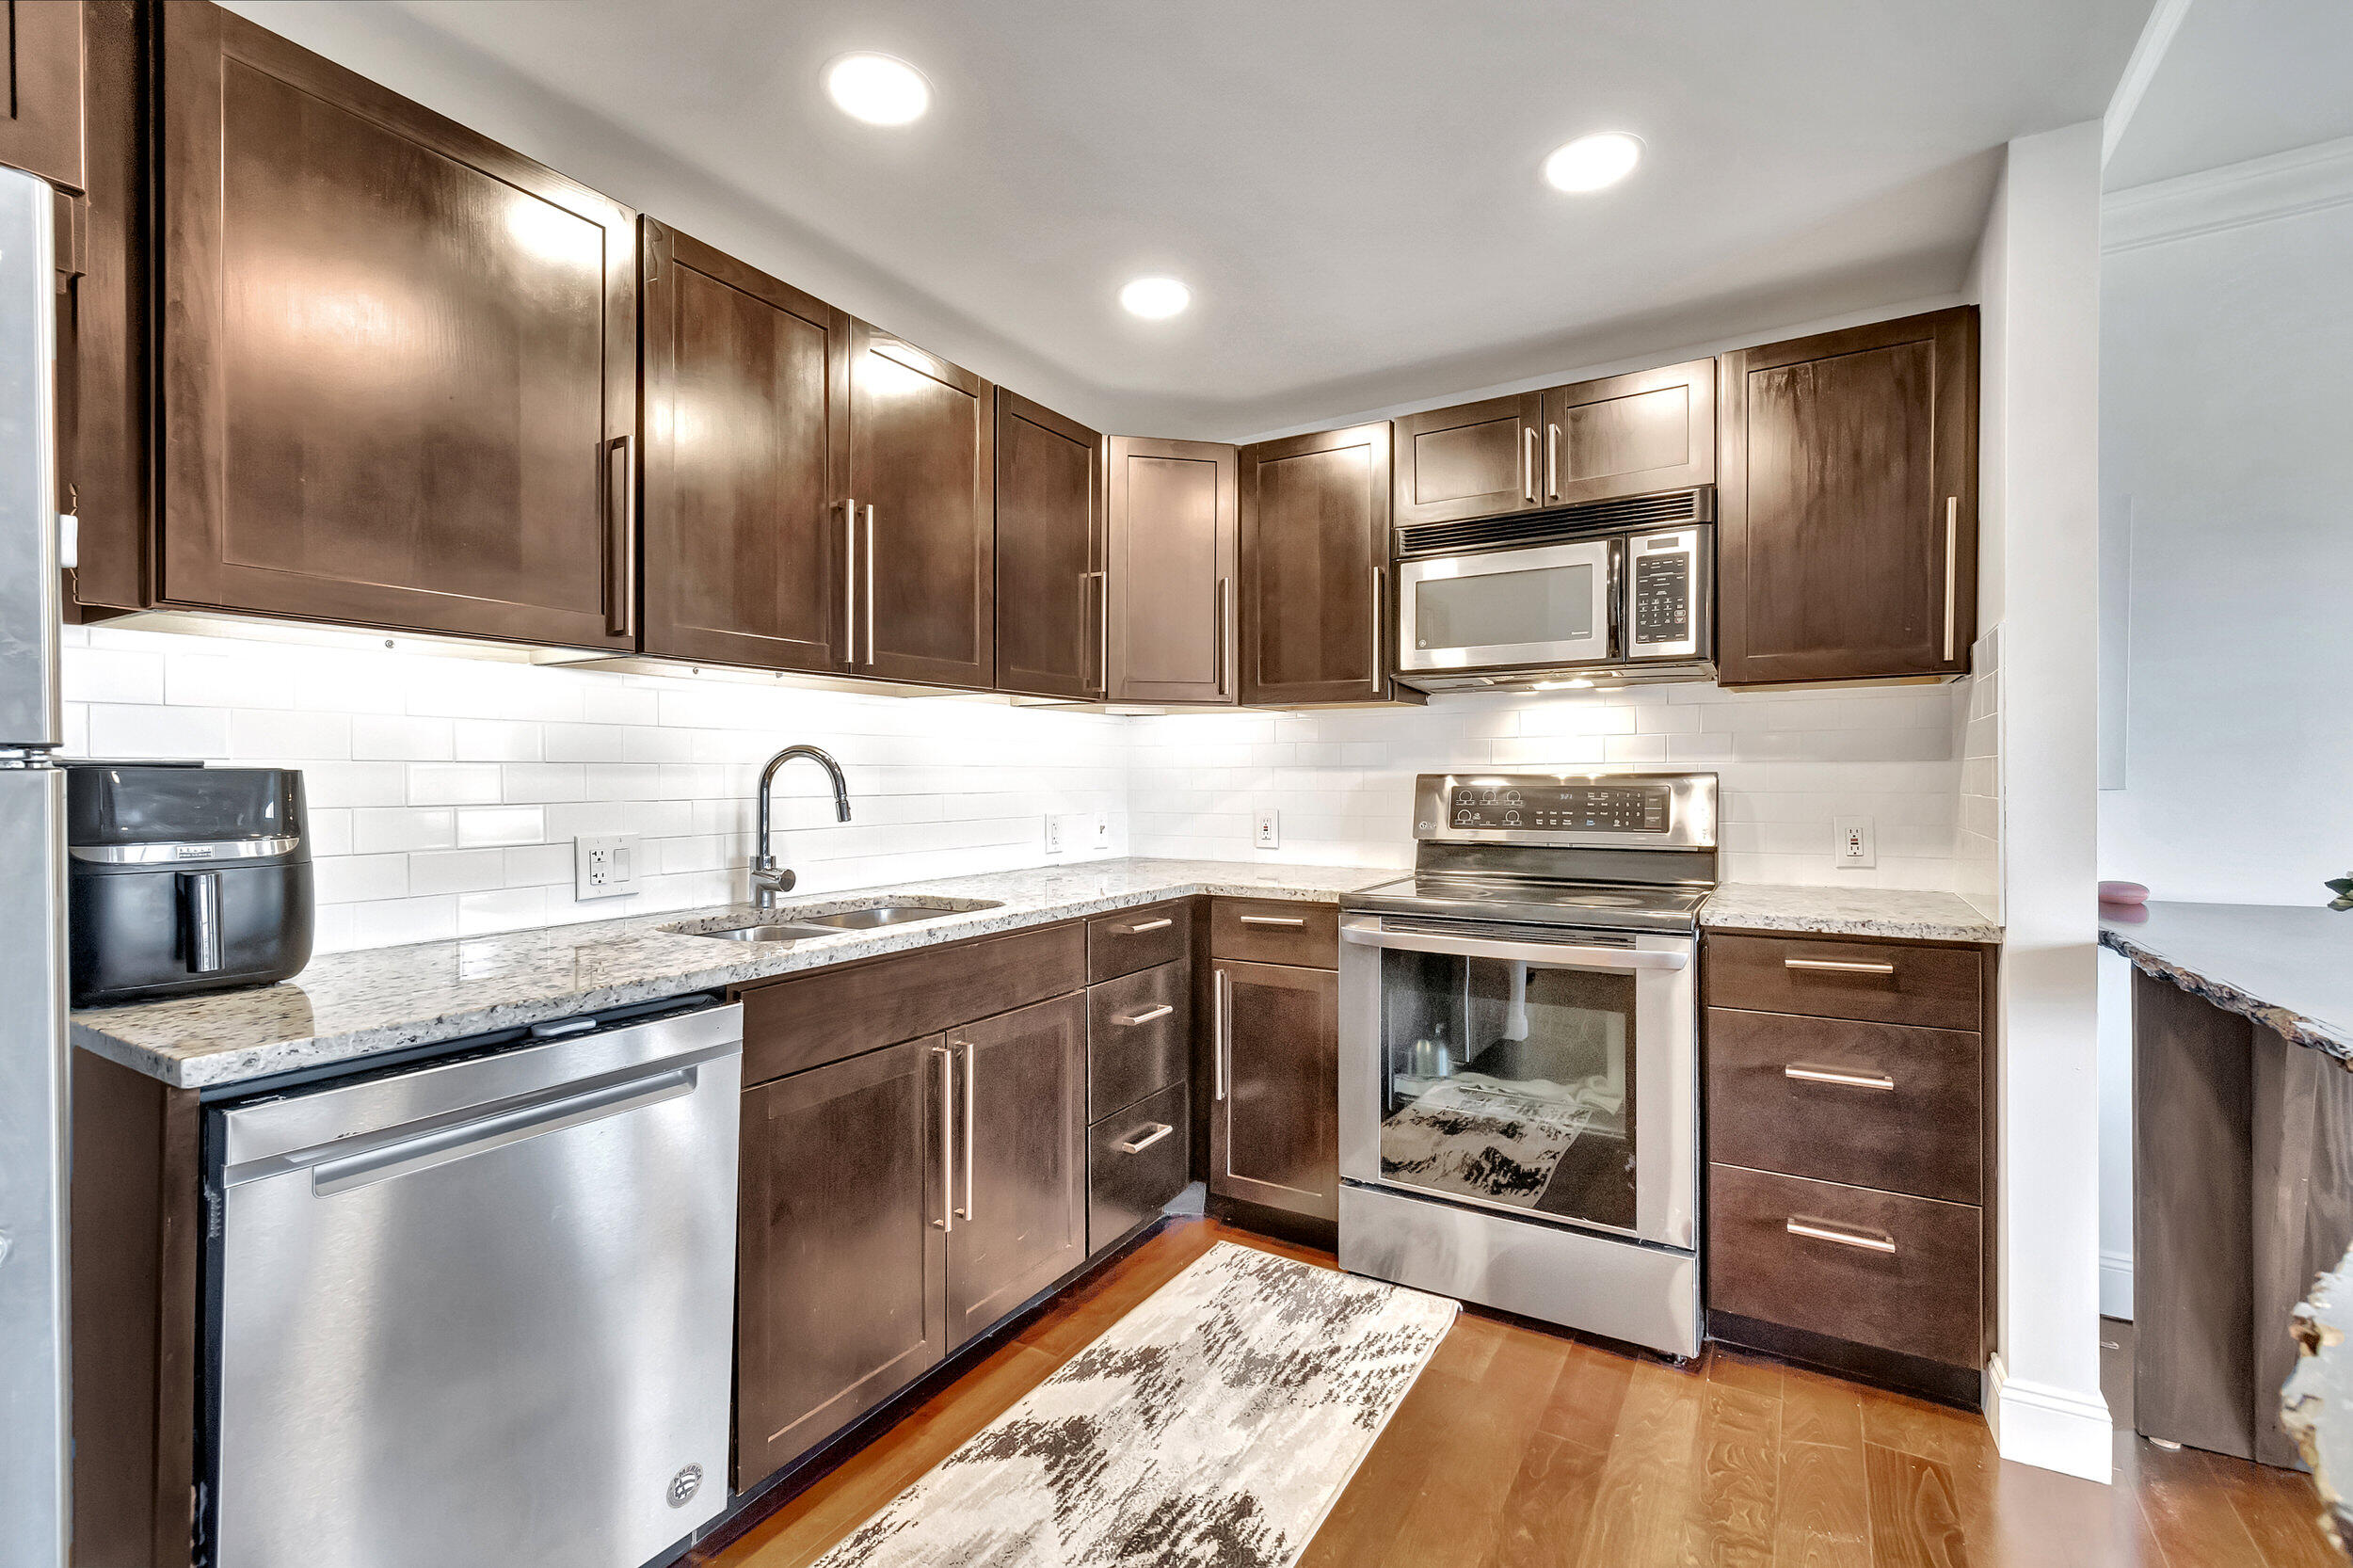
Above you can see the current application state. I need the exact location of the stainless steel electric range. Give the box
[1337,771,1716,1357]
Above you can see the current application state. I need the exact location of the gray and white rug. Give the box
[809,1240,1458,1568]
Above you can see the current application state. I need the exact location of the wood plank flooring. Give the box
[699,1218,2332,1568]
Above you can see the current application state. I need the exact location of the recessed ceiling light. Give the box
[825,53,930,126]
[1543,132,1642,193]
[1119,276,1192,319]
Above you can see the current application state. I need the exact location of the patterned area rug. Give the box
[808,1240,1458,1568]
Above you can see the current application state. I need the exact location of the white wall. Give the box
[59,624,1128,953]
[1973,120,2112,1482]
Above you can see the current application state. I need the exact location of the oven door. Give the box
[1396,537,1616,673]
[1337,914,1695,1250]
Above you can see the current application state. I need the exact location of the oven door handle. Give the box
[1339,921,1688,970]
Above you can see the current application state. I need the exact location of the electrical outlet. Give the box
[1254,808,1280,849]
[574,833,640,899]
[1043,814,1064,855]
[1834,816,1876,869]
[1088,811,1112,851]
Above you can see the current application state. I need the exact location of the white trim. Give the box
[2102,0,2195,169]
[2104,136,2353,253]
[1985,1353,2115,1482]
[2100,1251,2134,1320]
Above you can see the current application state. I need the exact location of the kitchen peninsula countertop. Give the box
[1701,882,2002,944]
[2101,900,2353,1061]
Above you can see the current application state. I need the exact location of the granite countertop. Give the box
[2101,902,2353,1061]
[72,858,1395,1091]
[2284,1241,2353,1554]
[1701,882,2003,944]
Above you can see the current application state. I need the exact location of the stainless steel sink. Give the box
[665,899,1001,944]
[788,904,993,930]
[698,923,839,942]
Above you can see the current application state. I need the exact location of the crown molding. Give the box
[2104,136,2353,253]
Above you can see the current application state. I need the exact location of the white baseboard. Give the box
[1986,1353,2115,1482]
[2100,1253,2133,1320]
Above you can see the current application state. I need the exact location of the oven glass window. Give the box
[1415,563,1594,650]
[1376,949,1636,1231]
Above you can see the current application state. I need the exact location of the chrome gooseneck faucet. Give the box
[751,744,851,909]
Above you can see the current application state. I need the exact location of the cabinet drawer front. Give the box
[1086,899,1191,983]
[737,921,1086,1088]
[1707,1164,1980,1368]
[1705,934,1980,1031]
[1089,1081,1189,1255]
[1088,959,1191,1119]
[1209,898,1337,968]
[1706,1009,1980,1204]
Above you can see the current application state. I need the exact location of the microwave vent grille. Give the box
[1394,487,1712,558]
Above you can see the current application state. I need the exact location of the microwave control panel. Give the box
[1622,527,1708,662]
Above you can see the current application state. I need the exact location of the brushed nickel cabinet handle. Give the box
[1213,969,1228,1102]
[931,1044,954,1232]
[1785,1217,1897,1256]
[1239,915,1305,928]
[1522,426,1538,503]
[1215,575,1231,696]
[955,1040,975,1221]
[1943,495,1959,662]
[1088,567,1109,696]
[1546,422,1561,500]
[863,504,877,665]
[842,497,858,662]
[1123,917,1174,935]
[1784,1064,1896,1092]
[1784,958,1896,975]
[1112,1004,1174,1028]
[1115,1123,1175,1155]
[603,435,632,636]
[1369,565,1385,686]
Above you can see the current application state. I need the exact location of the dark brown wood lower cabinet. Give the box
[735,1036,949,1492]
[1209,959,1339,1222]
[946,993,1087,1346]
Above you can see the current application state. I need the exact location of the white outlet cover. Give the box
[574,832,641,899]
[1254,808,1280,849]
[1088,811,1112,850]
[1833,816,1876,869]
[1043,814,1064,855]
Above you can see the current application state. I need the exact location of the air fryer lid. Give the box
[66,764,304,848]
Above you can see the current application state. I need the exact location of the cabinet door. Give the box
[1106,435,1237,704]
[947,993,1086,1346]
[994,390,1102,699]
[736,1037,950,1493]
[1210,959,1338,1220]
[1718,308,1977,685]
[640,219,849,673]
[848,323,994,687]
[0,0,85,191]
[1239,422,1391,707]
[1390,393,1540,529]
[156,5,637,649]
[1538,358,1715,507]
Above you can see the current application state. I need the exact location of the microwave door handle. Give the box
[1339,920,1688,971]
[1608,536,1625,660]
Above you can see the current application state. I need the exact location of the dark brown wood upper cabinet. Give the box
[993,390,1103,700]
[156,3,638,649]
[1106,435,1237,705]
[846,323,995,688]
[1391,392,1541,528]
[945,993,1086,1347]
[1717,307,1977,686]
[1538,358,1714,506]
[1239,422,1392,706]
[639,219,850,673]
[0,0,87,192]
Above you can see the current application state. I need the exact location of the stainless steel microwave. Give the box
[1392,489,1714,691]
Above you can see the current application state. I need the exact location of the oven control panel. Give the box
[1413,772,1716,851]
[1445,782,1669,833]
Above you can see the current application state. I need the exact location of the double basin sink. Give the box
[664,897,1002,945]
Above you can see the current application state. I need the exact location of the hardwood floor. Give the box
[700,1218,2331,1568]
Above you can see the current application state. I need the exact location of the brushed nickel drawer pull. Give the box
[955,1040,975,1222]
[1113,1004,1174,1028]
[1784,957,1897,975]
[1522,426,1538,503]
[1213,968,1228,1102]
[1546,422,1561,499]
[1785,1216,1897,1255]
[1115,1123,1175,1155]
[1239,915,1306,928]
[1785,1064,1896,1092]
[930,1044,954,1232]
[1123,917,1174,935]
[1943,495,1959,662]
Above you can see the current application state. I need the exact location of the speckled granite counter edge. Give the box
[2100,927,2353,1062]
[1697,888,2002,945]
[2284,1246,2353,1556]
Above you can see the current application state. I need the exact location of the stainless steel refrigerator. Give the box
[0,163,73,1568]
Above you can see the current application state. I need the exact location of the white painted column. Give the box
[1976,120,2115,1482]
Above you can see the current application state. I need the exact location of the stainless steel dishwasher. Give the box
[200,999,744,1568]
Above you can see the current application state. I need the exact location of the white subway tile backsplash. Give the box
[231,709,352,760]
[408,849,509,896]
[406,763,504,807]
[455,806,545,848]
[352,715,455,761]
[352,807,456,855]
[452,719,542,761]
[88,703,231,759]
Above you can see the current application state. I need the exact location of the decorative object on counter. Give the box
[806,1242,1455,1568]
[2329,875,2352,913]
[2101,880,2151,905]
[2285,1244,2353,1556]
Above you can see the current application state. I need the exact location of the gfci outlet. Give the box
[574,833,641,899]
[1254,808,1280,849]
[1834,816,1876,869]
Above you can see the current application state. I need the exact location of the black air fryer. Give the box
[67,762,313,1006]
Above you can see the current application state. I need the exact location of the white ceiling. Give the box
[2104,0,2353,190]
[229,0,2151,440]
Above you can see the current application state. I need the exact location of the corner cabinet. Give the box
[1106,435,1238,704]
[155,3,639,650]
[1238,422,1402,707]
[1716,307,1977,686]
[994,391,1104,700]
[640,219,849,674]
